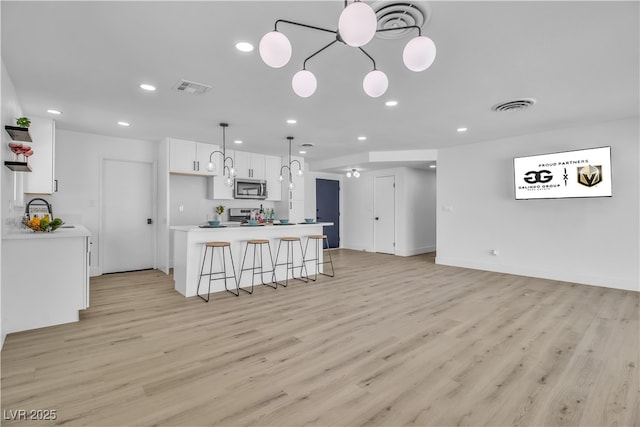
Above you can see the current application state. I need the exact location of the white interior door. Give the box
[103,159,155,273]
[374,175,396,254]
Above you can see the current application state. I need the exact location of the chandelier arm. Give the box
[375,25,422,37]
[290,159,302,171]
[274,19,336,35]
[357,47,377,70]
[280,165,291,175]
[303,40,339,70]
[208,150,224,162]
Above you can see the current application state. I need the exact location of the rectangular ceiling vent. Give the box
[174,79,212,95]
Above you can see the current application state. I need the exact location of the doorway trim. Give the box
[373,174,396,255]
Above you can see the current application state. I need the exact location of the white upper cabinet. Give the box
[234,151,266,179]
[265,155,282,201]
[24,117,56,194]
[169,138,218,176]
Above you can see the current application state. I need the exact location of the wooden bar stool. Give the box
[303,235,335,281]
[196,241,239,302]
[273,237,309,287]
[238,239,276,294]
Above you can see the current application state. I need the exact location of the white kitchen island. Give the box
[172,222,333,297]
[2,225,91,334]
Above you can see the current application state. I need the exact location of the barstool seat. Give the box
[273,236,308,287]
[238,239,276,293]
[304,234,335,280]
[196,241,239,302]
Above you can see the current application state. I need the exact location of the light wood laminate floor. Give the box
[2,250,638,426]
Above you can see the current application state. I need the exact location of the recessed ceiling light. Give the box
[286,119,297,124]
[47,109,61,115]
[457,127,468,133]
[117,121,130,127]
[385,100,398,107]
[234,140,243,144]
[299,150,307,154]
[358,136,367,141]
[139,84,156,91]
[429,164,437,169]
[235,42,254,52]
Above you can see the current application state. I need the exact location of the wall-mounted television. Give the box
[514,146,612,200]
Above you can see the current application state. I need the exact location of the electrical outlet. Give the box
[178,204,184,213]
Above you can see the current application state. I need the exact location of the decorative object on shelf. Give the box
[259,0,436,97]
[215,205,225,215]
[16,117,31,128]
[207,123,236,187]
[4,141,34,171]
[278,136,303,190]
[346,168,361,178]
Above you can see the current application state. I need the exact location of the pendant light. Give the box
[207,123,236,187]
[279,136,303,189]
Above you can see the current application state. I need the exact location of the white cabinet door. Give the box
[250,153,266,179]
[24,117,56,194]
[195,142,217,176]
[234,151,251,178]
[265,155,282,201]
[169,138,198,174]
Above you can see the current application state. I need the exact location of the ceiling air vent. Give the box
[300,143,315,147]
[372,1,429,40]
[492,98,536,112]
[174,79,212,95]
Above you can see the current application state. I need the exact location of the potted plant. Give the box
[16,117,31,128]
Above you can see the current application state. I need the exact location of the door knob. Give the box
[147,218,153,225]
[375,217,379,220]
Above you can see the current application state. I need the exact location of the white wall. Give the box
[49,129,157,276]
[436,117,639,291]
[342,167,437,256]
[1,58,25,348]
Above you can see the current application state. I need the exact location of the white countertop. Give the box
[2,225,91,240]
[171,222,333,232]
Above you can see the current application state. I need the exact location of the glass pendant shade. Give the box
[259,31,292,68]
[297,168,303,176]
[278,174,284,182]
[292,70,317,97]
[225,176,233,187]
[338,2,377,47]
[289,181,295,190]
[207,162,214,172]
[363,70,388,97]
[230,167,237,177]
[353,170,360,178]
[403,36,437,72]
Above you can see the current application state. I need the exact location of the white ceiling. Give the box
[1,1,638,173]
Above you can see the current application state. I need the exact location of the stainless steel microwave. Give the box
[234,178,267,199]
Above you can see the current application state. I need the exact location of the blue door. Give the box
[316,179,340,248]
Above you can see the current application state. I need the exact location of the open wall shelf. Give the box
[5,126,32,142]
[4,161,32,172]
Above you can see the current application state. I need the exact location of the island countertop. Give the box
[172,222,334,297]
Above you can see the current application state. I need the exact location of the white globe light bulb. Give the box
[346,171,352,178]
[338,2,378,47]
[292,70,317,98]
[363,70,388,98]
[353,170,360,178]
[403,36,437,72]
[279,175,284,182]
[230,167,237,177]
[259,31,292,68]
[225,177,233,187]
[297,168,303,177]
[289,181,295,190]
[207,162,214,171]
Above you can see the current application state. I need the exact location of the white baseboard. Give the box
[396,245,437,257]
[435,256,639,292]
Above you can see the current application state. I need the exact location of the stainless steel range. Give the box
[228,208,259,223]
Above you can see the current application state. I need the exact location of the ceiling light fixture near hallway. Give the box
[235,41,254,52]
[47,109,61,115]
[234,140,243,144]
[457,127,467,133]
[358,136,367,141]
[286,119,297,124]
[346,168,360,178]
[117,121,130,127]
[385,100,398,107]
[259,1,436,98]
[139,83,156,91]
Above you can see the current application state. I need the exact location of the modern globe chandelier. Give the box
[279,136,304,190]
[259,0,437,98]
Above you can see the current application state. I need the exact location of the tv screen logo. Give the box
[523,170,553,184]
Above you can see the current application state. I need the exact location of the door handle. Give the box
[375,217,379,220]
[147,218,153,225]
